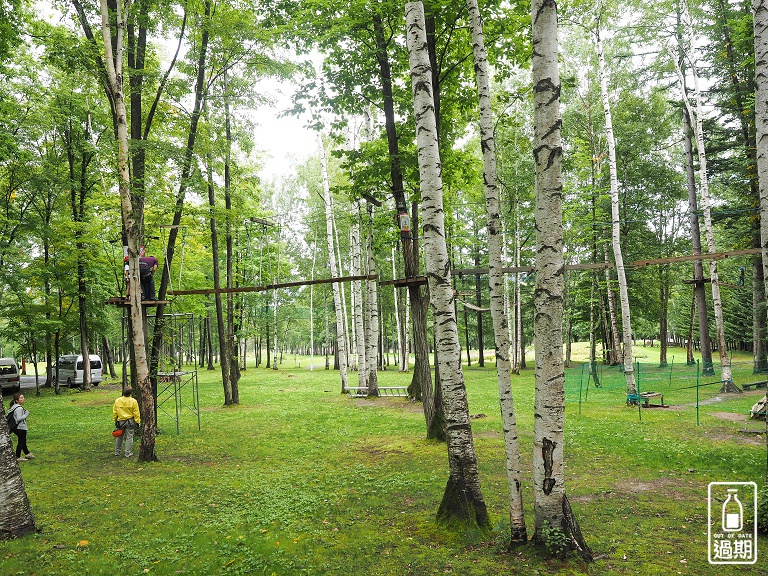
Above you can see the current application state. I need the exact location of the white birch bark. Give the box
[467,0,526,541]
[502,219,513,347]
[404,284,411,372]
[319,136,348,390]
[99,0,155,459]
[365,205,379,394]
[531,0,591,559]
[392,247,404,371]
[101,0,146,377]
[351,215,366,383]
[0,397,35,536]
[406,0,489,528]
[333,206,352,368]
[603,246,622,364]
[532,0,566,539]
[272,223,280,371]
[597,29,637,399]
[753,0,768,467]
[310,234,316,371]
[671,27,732,383]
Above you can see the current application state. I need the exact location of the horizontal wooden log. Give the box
[452,262,613,276]
[167,274,377,296]
[632,248,761,268]
[379,276,428,287]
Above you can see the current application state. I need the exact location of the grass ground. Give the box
[1,345,766,575]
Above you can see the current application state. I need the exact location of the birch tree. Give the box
[466,0,526,542]
[97,0,156,460]
[351,213,366,382]
[406,0,489,530]
[671,9,732,383]
[206,158,233,404]
[319,136,349,391]
[596,24,637,401]
[531,0,591,557]
[0,398,35,538]
[753,0,768,482]
[365,203,380,396]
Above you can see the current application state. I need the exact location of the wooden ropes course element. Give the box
[378,276,428,287]
[631,248,761,268]
[105,298,170,307]
[166,274,378,296]
[452,262,614,276]
[105,249,760,301]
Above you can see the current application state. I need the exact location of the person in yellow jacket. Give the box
[113,387,141,458]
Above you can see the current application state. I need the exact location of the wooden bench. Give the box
[639,391,665,408]
[345,386,409,398]
[741,381,768,391]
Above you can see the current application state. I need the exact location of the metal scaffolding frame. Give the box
[120,310,200,435]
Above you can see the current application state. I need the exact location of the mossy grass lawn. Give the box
[2,346,766,575]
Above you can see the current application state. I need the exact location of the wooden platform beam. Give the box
[379,276,428,287]
[167,274,377,296]
[632,248,761,268]
[452,262,613,276]
[105,298,170,307]
[681,278,742,289]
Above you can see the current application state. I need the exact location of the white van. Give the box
[53,354,104,387]
[0,357,20,392]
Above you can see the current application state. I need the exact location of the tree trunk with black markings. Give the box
[531,0,591,559]
[406,0,488,530]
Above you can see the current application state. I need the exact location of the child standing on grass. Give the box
[113,387,141,458]
[9,392,34,462]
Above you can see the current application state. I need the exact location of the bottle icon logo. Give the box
[721,489,742,532]
[708,482,757,565]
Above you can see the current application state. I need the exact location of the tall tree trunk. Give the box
[597,29,636,401]
[67,116,93,391]
[679,46,714,374]
[589,275,600,385]
[674,44,732,383]
[207,160,233,405]
[365,203,380,396]
[531,0,591,558]
[98,0,155,460]
[406,0,488,530]
[513,209,523,373]
[351,216,366,384]
[392,247,405,372]
[373,12,436,434]
[474,245,484,367]
[224,77,239,403]
[603,249,621,365]
[310,234,317,372]
[752,0,768,483]
[102,335,117,379]
[687,292,696,364]
[467,0,526,542]
[319,137,348,391]
[206,312,215,370]
[272,225,281,371]
[148,0,209,439]
[753,257,767,372]
[659,265,669,367]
